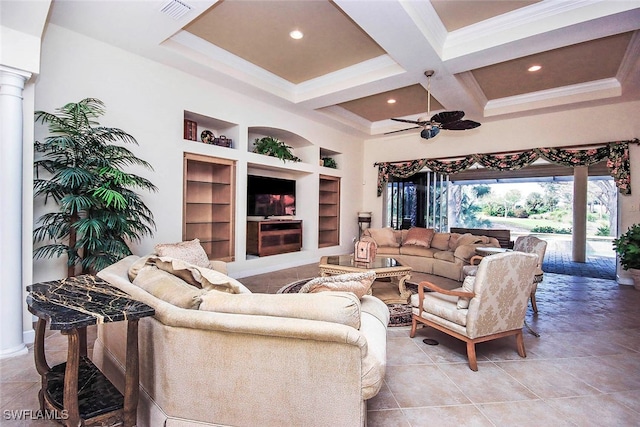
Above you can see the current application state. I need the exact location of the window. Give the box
[385,171,448,231]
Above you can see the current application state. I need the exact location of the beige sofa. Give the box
[362,227,501,281]
[94,255,389,427]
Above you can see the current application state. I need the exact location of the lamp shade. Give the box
[357,212,371,221]
[358,212,371,230]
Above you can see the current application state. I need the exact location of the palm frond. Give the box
[60,194,96,214]
[33,244,71,260]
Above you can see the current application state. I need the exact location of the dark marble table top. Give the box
[27,275,154,330]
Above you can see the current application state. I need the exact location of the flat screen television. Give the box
[247,175,296,217]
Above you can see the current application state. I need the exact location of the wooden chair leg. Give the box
[466,341,478,371]
[409,316,418,338]
[530,291,538,313]
[515,331,526,358]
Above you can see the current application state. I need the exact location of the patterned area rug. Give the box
[277,279,418,327]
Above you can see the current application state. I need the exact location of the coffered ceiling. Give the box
[42,0,640,138]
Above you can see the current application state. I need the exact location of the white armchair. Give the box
[410,252,538,371]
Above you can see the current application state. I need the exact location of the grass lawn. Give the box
[478,215,570,232]
[479,215,609,236]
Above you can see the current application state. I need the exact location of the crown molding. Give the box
[443,0,640,61]
[484,78,621,117]
[617,30,640,84]
[167,30,296,100]
[294,55,404,104]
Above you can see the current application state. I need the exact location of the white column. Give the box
[572,166,588,263]
[0,67,31,358]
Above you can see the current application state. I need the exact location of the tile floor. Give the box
[2,264,640,426]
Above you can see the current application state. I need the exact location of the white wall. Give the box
[33,24,364,282]
[362,101,640,281]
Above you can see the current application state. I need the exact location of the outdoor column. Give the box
[0,67,31,358]
[572,166,588,263]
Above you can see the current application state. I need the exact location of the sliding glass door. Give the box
[385,171,449,231]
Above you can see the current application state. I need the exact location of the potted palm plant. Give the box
[613,223,640,290]
[33,98,157,277]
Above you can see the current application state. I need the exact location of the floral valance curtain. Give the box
[376,140,637,196]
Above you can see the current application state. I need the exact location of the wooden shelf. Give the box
[183,153,236,261]
[318,175,340,248]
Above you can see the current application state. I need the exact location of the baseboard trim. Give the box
[617,275,633,285]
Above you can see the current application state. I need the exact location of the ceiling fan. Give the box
[387,70,481,140]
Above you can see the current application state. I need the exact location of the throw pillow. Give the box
[453,244,482,262]
[149,256,249,294]
[154,239,210,269]
[402,227,435,248]
[457,276,475,309]
[299,271,376,298]
[430,233,451,251]
[128,255,152,281]
[456,233,484,248]
[367,228,399,247]
[448,233,462,251]
[133,266,207,309]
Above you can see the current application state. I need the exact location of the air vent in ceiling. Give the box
[160,0,192,20]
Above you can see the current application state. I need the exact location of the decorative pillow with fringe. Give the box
[133,266,207,310]
[402,227,435,248]
[154,238,210,268]
[299,271,376,298]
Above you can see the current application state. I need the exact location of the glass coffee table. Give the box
[319,255,412,303]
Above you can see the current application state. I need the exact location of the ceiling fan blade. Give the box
[431,111,465,124]
[384,126,421,135]
[441,120,481,130]
[390,118,423,125]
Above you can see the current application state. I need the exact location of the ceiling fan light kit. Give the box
[388,70,481,140]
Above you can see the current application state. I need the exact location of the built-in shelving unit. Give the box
[184,111,239,148]
[319,175,340,248]
[183,153,235,261]
[181,110,346,263]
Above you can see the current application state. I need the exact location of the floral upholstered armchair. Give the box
[512,235,547,313]
[462,235,547,313]
[410,252,538,371]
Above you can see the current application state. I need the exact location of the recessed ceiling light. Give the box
[387,99,396,104]
[528,65,542,72]
[289,30,304,40]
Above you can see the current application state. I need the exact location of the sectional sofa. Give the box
[361,227,502,281]
[93,247,389,427]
